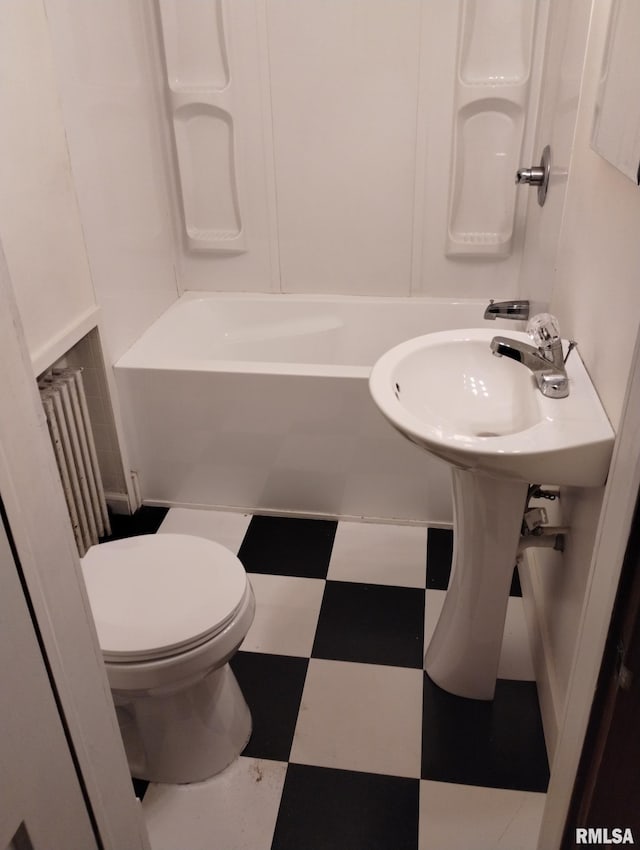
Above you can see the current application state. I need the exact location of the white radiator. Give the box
[39,368,111,556]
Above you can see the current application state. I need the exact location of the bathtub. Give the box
[115,292,523,523]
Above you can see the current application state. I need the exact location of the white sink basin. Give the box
[369,328,614,487]
[369,328,614,699]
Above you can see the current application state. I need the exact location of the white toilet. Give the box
[81,533,255,784]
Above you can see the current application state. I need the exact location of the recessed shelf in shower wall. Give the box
[157,0,246,253]
[446,0,536,258]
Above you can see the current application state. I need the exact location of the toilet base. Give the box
[114,663,251,784]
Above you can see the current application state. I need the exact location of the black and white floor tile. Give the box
[110,507,548,850]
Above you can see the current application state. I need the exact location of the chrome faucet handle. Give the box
[527,313,561,349]
[527,313,568,374]
[516,167,546,186]
[515,146,551,206]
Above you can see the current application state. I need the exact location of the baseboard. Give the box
[139,498,453,528]
[105,491,132,516]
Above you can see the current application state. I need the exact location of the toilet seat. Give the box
[81,534,248,664]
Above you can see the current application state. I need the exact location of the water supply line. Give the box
[517,484,569,560]
[517,528,568,557]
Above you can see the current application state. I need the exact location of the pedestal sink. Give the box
[369,329,614,699]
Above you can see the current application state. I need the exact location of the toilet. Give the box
[80,533,255,784]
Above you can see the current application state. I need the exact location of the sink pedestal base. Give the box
[424,468,528,700]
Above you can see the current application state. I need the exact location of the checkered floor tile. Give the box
[109,507,547,850]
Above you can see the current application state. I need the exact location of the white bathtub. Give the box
[115,292,523,523]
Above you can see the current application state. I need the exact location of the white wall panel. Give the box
[446,0,537,258]
[0,0,97,365]
[519,0,592,311]
[174,0,279,292]
[550,5,640,430]
[517,0,640,757]
[44,0,179,361]
[267,0,420,296]
[413,0,547,296]
[157,0,247,253]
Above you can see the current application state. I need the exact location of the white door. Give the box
[0,507,98,850]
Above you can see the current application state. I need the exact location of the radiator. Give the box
[39,368,111,556]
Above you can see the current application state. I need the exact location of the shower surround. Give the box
[42,0,548,364]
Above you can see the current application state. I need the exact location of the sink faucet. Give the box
[484,299,530,321]
[490,313,571,399]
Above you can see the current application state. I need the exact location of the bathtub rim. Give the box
[115,290,511,374]
[115,358,372,378]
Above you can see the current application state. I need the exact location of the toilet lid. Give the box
[81,534,248,663]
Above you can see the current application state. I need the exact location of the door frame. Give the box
[537,326,640,847]
[562,483,640,842]
[0,497,99,849]
[0,243,150,850]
